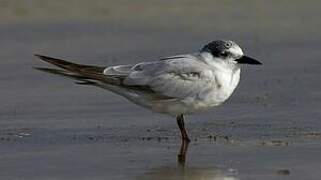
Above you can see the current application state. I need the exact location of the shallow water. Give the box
[1,1,321,179]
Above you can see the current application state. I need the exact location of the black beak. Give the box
[236,55,262,65]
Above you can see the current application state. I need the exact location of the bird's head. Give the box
[201,40,262,66]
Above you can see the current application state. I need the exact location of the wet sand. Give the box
[1,1,321,180]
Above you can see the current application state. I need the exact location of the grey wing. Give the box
[113,55,216,100]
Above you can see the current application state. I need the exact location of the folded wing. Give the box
[35,54,216,100]
[113,56,216,100]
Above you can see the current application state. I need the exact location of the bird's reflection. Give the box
[135,140,238,180]
[138,166,239,180]
[137,137,239,180]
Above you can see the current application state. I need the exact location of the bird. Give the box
[35,40,262,143]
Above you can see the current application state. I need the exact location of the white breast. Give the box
[198,67,241,107]
[152,67,241,115]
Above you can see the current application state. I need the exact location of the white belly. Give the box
[102,67,241,116]
[201,68,241,107]
[144,68,240,116]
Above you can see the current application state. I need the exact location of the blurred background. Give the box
[1,1,321,180]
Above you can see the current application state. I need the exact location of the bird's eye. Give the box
[225,42,232,48]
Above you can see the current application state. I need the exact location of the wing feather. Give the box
[122,56,215,99]
[34,54,122,85]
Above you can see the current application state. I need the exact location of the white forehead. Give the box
[229,44,244,57]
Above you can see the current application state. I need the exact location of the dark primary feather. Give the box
[34,54,106,72]
[34,54,123,85]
